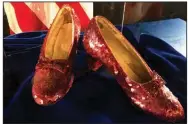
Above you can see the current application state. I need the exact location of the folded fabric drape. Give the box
[4,2,93,34]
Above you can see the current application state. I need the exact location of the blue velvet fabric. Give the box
[4,19,187,123]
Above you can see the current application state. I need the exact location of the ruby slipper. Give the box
[83,16,184,122]
[32,5,81,106]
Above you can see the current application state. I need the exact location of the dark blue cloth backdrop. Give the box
[3,19,187,123]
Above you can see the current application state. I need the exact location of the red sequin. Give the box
[32,5,81,106]
[83,16,184,122]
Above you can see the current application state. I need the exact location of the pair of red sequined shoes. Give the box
[32,5,184,122]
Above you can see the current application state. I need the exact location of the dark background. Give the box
[94,2,187,24]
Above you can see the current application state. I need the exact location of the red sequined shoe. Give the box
[83,16,184,122]
[32,5,81,106]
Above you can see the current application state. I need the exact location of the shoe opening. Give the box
[96,16,152,83]
[45,7,73,60]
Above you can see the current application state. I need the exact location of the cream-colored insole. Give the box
[97,18,151,83]
[45,8,73,60]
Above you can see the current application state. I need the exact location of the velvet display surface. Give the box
[4,18,186,123]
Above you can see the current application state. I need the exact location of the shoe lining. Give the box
[45,8,73,60]
[97,17,151,83]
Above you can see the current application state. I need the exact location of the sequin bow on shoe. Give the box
[32,5,81,106]
[83,16,184,122]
